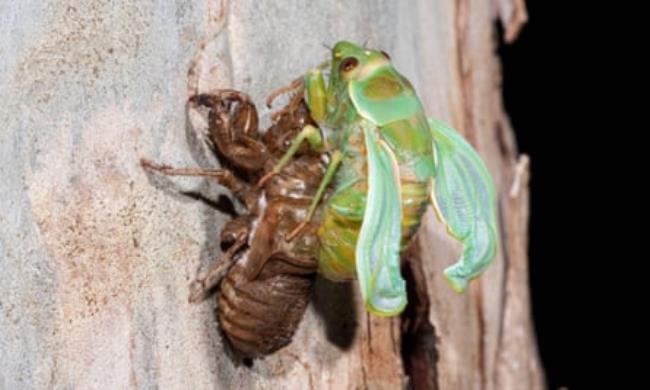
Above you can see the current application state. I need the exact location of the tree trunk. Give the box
[0,1,543,389]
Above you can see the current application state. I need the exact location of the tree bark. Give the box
[0,1,542,389]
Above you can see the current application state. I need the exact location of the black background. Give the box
[499,0,595,388]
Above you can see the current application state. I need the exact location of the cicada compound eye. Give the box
[340,57,359,73]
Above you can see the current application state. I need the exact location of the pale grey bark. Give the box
[1,1,541,388]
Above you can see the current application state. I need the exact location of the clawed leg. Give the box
[257,125,324,188]
[265,59,329,114]
[189,90,259,140]
[266,78,305,122]
[140,158,256,208]
[266,77,304,109]
[189,91,268,172]
[188,231,248,303]
[285,150,343,241]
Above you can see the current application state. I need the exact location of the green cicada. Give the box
[263,41,498,316]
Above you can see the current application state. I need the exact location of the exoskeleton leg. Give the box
[266,77,303,108]
[140,159,257,210]
[266,77,305,122]
[188,230,248,303]
[258,65,331,189]
[189,91,268,172]
[285,150,343,240]
[257,124,325,187]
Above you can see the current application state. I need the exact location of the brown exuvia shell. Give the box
[143,88,324,358]
[218,256,316,357]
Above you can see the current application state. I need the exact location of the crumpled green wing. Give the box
[356,121,407,316]
[428,118,498,293]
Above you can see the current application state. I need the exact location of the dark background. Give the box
[499,0,592,388]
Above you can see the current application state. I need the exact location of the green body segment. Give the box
[316,114,433,282]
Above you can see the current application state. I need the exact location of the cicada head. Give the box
[321,41,393,125]
[329,41,391,84]
[330,41,390,80]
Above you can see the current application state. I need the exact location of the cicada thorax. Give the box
[316,113,433,281]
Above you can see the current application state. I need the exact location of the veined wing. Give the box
[356,121,407,316]
[429,118,498,293]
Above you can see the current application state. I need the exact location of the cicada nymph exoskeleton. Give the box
[141,89,325,358]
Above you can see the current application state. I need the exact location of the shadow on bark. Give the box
[401,239,439,390]
[311,277,358,351]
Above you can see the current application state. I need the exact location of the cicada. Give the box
[263,41,499,316]
[142,90,325,357]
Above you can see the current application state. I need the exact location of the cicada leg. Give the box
[140,158,257,210]
[258,66,330,188]
[257,124,325,187]
[189,91,268,172]
[188,230,248,303]
[304,67,327,123]
[266,77,304,122]
[286,150,343,241]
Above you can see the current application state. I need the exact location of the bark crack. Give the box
[401,241,439,390]
[454,0,478,146]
